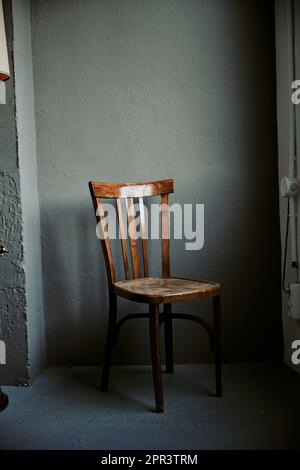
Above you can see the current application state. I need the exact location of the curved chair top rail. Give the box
[89,179,174,199]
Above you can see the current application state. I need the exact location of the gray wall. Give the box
[30,0,283,366]
[13,0,46,379]
[0,0,45,385]
[0,0,28,384]
[275,0,300,373]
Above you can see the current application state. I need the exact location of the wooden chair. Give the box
[89,179,222,412]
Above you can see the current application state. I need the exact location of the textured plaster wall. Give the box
[275,0,300,374]
[12,0,46,379]
[31,0,283,366]
[0,0,28,384]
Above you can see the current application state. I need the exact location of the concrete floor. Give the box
[0,364,299,450]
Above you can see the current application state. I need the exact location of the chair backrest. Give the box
[89,179,174,286]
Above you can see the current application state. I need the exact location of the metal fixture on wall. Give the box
[0,246,8,256]
[281,0,300,319]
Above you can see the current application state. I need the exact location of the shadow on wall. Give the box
[40,185,284,368]
[40,200,107,367]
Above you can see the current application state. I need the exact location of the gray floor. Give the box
[0,364,299,450]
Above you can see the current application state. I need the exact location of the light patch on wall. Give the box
[0,81,5,103]
[0,340,6,365]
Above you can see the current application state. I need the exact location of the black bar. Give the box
[0,450,299,466]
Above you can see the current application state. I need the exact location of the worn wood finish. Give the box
[114,277,220,304]
[89,178,222,412]
[126,197,141,279]
[161,193,170,277]
[163,303,173,373]
[139,197,149,277]
[89,179,173,284]
[112,310,215,354]
[149,304,164,412]
[116,198,131,279]
[213,295,222,397]
[90,179,174,199]
[101,290,117,391]
[89,188,116,285]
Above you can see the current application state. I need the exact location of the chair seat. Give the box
[114,277,220,304]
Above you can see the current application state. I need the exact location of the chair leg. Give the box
[101,292,117,392]
[149,304,164,412]
[213,295,222,397]
[164,303,174,373]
